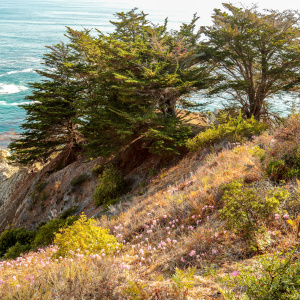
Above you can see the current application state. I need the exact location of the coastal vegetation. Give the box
[2,3,300,299]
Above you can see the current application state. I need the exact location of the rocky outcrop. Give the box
[0,150,19,181]
[0,138,180,232]
[0,154,105,232]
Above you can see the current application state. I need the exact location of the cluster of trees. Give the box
[9,4,300,165]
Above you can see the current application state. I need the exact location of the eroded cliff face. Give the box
[0,154,105,232]
[0,138,167,232]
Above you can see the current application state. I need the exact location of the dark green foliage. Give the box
[93,165,126,207]
[52,9,214,158]
[187,113,266,151]
[31,216,78,249]
[60,206,79,219]
[220,248,300,299]
[266,152,300,181]
[145,115,193,155]
[265,114,300,181]
[9,43,83,165]
[4,242,32,260]
[0,228,36,258]
[0,216,78,259]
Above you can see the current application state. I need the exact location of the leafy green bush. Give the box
[4,242,32,260]
[264,114,300,181]
[219,180,289,241]
[219,248,300,300]
[187,113,266,151]
[266,149,300,181]
[31,216,78,249]
[93,165,126,207]
[54,214,119,257]
[0,227,35,258]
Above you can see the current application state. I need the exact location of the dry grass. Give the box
[1,133,299,299]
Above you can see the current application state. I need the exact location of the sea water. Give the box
[0,0,296,148]
[0,0,193,147]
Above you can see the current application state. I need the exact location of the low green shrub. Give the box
[93,165,126,207]
[54,214,119,257]
[0,227,35,258]
[4,242,32,260]
[31,216,78,249]
[219,180,289,243]
[187,113,266,151]
[266,148,300,181]
[219,248,300,300]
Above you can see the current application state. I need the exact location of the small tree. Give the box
[202,3,300,120]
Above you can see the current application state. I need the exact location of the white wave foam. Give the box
[0,68,34,77]
[0,84,29,95]
[7,68,34,75]
[0,100,36,106]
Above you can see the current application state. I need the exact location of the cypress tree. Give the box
[9,43,83,165]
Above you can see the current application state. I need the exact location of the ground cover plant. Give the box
[0,129,299,298]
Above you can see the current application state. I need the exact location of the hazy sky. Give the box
[113,0,300,27]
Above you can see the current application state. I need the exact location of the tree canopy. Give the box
[9,9,214,163]
[202,3,300,120]
[9,5,300,165]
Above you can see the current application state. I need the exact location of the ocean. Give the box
[0,0,190,148]
[0,0,295,148]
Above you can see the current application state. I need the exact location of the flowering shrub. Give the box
[186,113,266,151]
[219,180,289,242]
[54,214,119,257]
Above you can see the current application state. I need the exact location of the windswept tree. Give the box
[9,43,84,165]
[68,9,215,156]
[202,3,300,120]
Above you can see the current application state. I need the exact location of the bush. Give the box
[266,150,300,181]
[0,227,35,258]
[187,113,266,151]
[219,248,300,299]
[93,165,126,207]
[219,180,289,241]
[265,114,300,181]
[3,242,31,259]
[31,216,78,249]
[54,214,119,257]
